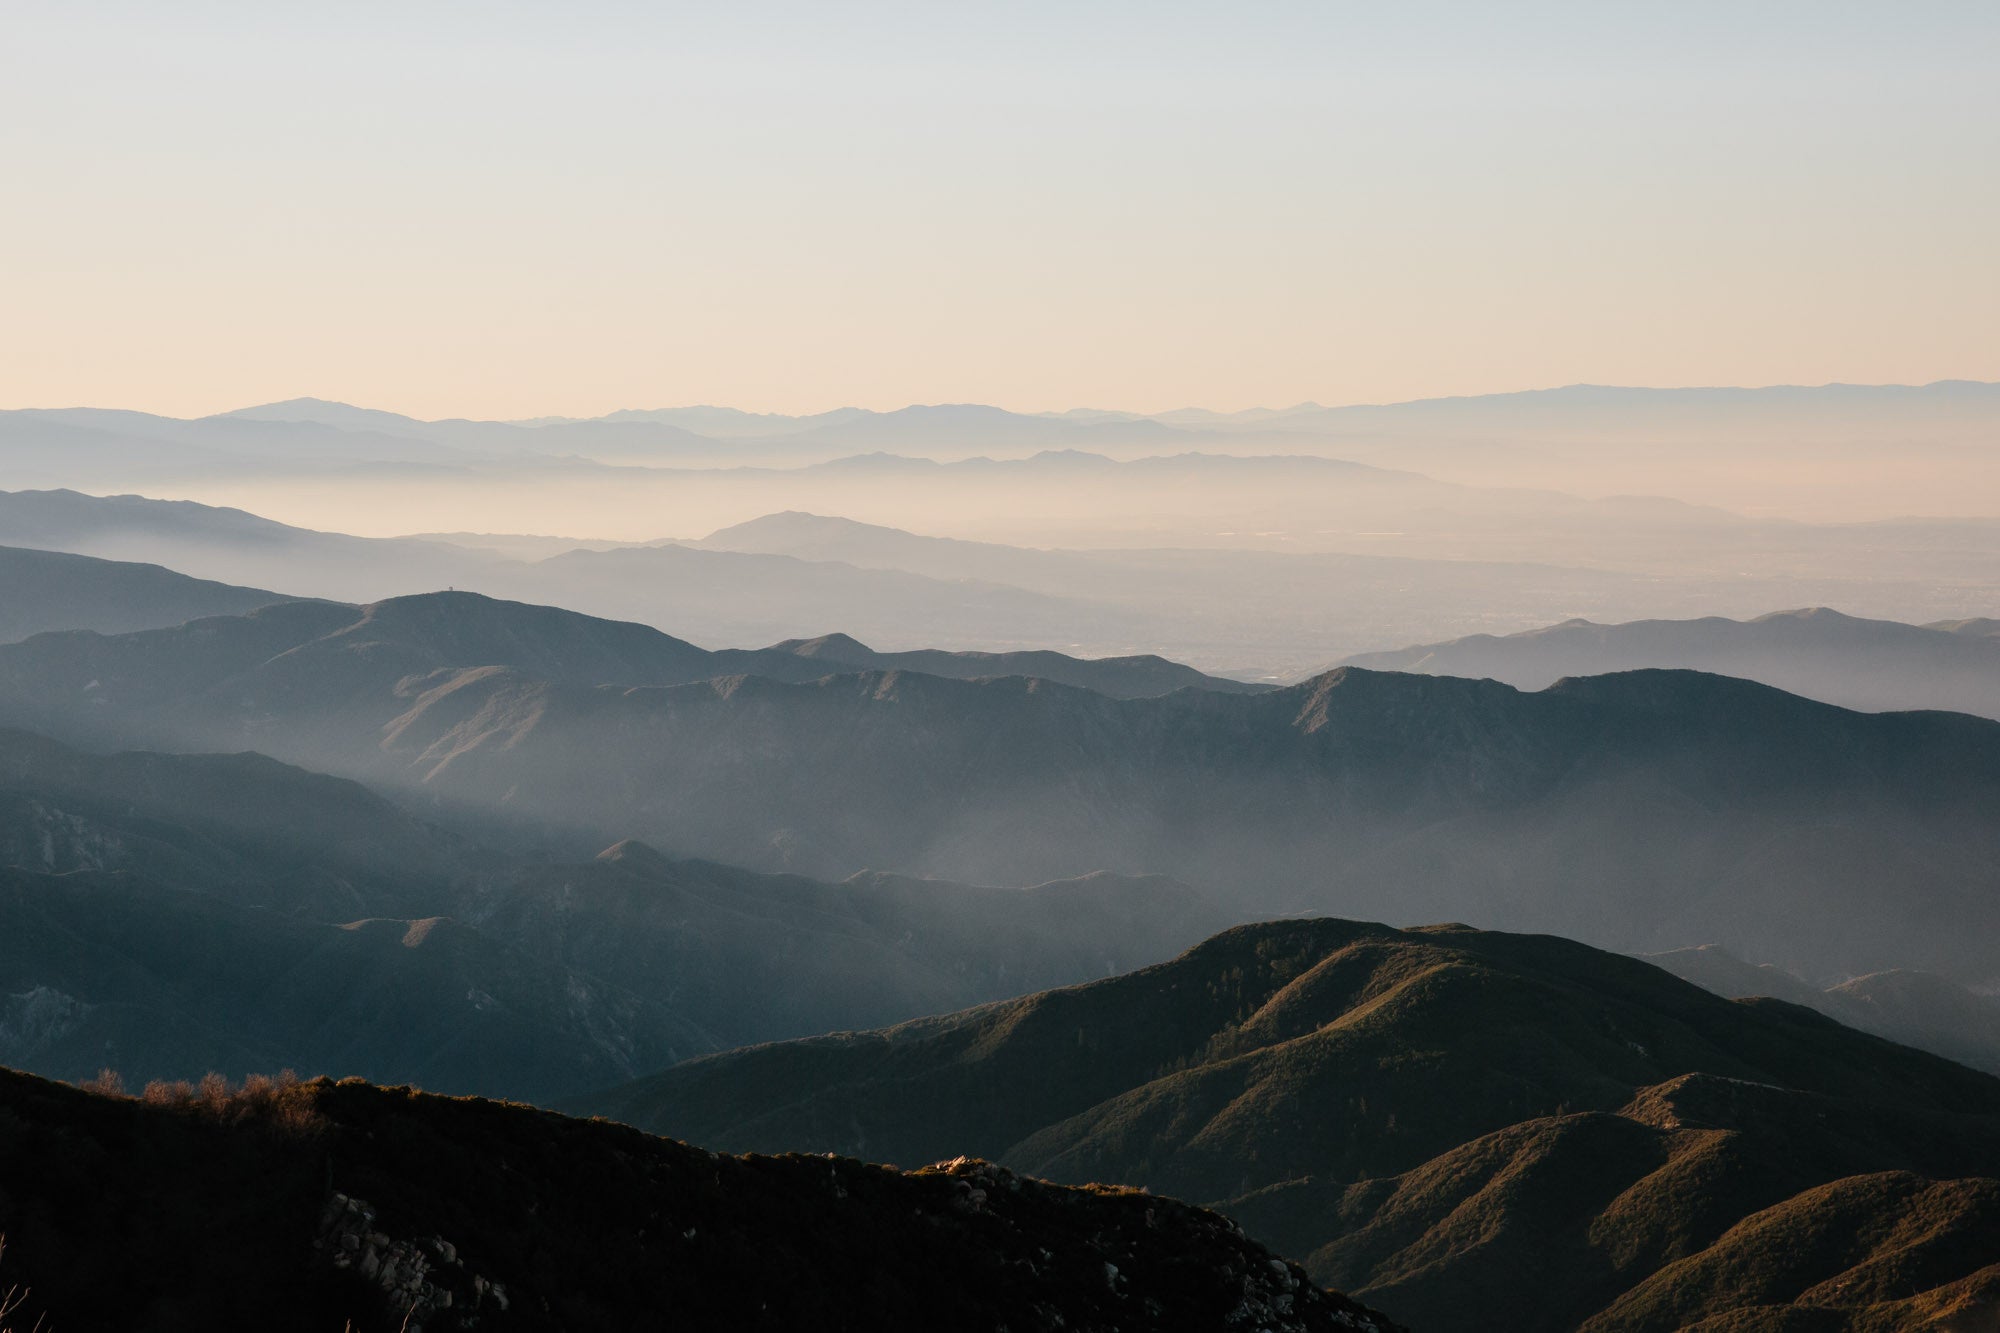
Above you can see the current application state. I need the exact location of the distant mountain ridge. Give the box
[1646,943,2000,1076]
[189,378,2000,441]
[586,917,2000,1333]
[1341,606,2000,718]
[15,487,2000,681]
[0,487,502,602]
[754,629,1266,695]
[0,543,298,642]
[0,582,1253,705]
[0,490,1208,663]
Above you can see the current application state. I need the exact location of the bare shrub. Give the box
[141,1079,194,1106]
[0,1237,50,1333]
[133,1071,323,1134]
[77,1069,124,1098]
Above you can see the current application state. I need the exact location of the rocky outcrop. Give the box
[0,985,90,1064]
[315,1191,500,1330]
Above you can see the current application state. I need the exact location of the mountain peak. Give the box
[772,632,876,661]
[211,398,429,432]
[595,838,678,875]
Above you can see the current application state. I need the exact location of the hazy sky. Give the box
[5,2,1996,419]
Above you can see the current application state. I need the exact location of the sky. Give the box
[4,1,1997,419]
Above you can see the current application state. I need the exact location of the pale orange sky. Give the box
[3,2,1995,420]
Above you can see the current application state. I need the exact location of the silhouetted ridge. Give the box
[0,543,303,642]
[0,1066,1400,1332]
[1343,606,2000,720]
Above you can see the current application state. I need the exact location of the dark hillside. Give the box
[0,730,1220,1101]
[0,1066,1398,1332]
[0,726,476,919]
[0,867,702,1100]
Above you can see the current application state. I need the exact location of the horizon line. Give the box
[5,377,1995,426]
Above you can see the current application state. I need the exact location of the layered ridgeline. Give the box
[0,487,1677,679]
[20,487,2000,681]
[5,591,1999,984]
[586,919,2000,1333]
[0,490,1154,657]
[0,729,1218,1102]
[0,543,296,642]
[0,577,1254,703]
[0,1068,1398,1333]
[1342,607,2000,719]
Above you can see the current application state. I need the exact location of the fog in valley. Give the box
[7,382,2000,1039]
[6,384,2000,680]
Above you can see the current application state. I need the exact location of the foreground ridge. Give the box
[591,917,2000,1332]
[0,1066,1398,1333]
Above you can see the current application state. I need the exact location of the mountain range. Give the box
[7,591,1995,982]
[0,566,1252,702]
[14,379,1996,467]
[14,487,2000,679]
[0,489,1675,675]
[586,917,2000,1333]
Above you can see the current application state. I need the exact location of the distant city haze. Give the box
[4,2,1995,418]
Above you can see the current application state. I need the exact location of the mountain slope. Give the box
[0,728,1222,1100]
[585,918,2000,1333]
[1341,607,2000,719]
[0,1067,1397,1333]
[0,846,1219,1104]
[478,846,1224,1055]
[0,866,700,1101]
[0,487,500,600]
[0,726,474,919]
[0,544,298,642]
